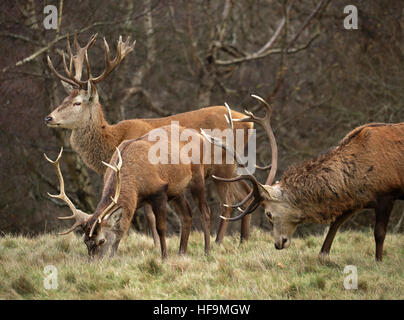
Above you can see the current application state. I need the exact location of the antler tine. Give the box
[201,104,267,220]
[256,164,272,170]
[85,51,91,80]
[61,49,74,81]
[44,147,90,235]
[116,145,123,169]
[73,31,80,52]
[220,197,261,222]
[44,147,67,199]
[201,104,253,174]
[103,37,112,66]
[47,55,81,88]
[223,189,254,208]
[213,173,265,220]
[65,35,74,76]
[121,37,136,58]
[224,102,234,130]
[71,32,97,82]
[90,36,136,84]
[234,94,278,185]
[84,34,98,79]
[89,147,123,237]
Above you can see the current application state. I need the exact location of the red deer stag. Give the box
[45,124,215,259]
[44,33,253,245]
[204,95,403,261]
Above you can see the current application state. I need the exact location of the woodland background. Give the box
[1,0,403,238]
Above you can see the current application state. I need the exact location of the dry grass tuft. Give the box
[11,275,37,297]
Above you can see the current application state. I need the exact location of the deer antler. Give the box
[233,95,278,185]
[200,102,264,221]
[89,147,123,237]
[66,32,98,83]
[47,33,97,89]
[44,147,90,235]
[47,34,135,90]
[201,95,278,221]
[90,36,136,84]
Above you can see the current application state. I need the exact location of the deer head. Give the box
[44,147,124,259]
[44,33,135,129]
[202,95,303,250]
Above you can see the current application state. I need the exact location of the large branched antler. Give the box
[201,103,265,221]
[89,147,123,237]
[47,33,97,89]
[47,34,135,90]
[201,95,278,221]
[44,147,90,235]
[90,36,136,84]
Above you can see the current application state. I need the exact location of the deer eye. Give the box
[266,211,273,222]
[98,238,106,246]
[73,102,81,106]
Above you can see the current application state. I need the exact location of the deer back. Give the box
[280,122,404,222]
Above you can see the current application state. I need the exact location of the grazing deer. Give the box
[45,124,216,259]
[204,95,403,261]
[44,33,253,245]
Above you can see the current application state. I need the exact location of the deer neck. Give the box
[70,105,119,175]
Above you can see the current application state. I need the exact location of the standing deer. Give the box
[45,124,216,259]
[204,95,403,261]
[44,33,253,245]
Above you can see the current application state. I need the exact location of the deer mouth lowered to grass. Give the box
[45,123,244,260]
[204,95,404,261]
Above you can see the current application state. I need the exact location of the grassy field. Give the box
[0,228,403,300]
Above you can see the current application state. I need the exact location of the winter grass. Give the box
[0,228,403,299]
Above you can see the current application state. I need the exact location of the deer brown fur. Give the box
[46,124,215,259]
[278,123,398,223]
[206,96,403,261]
[265,122,404,261]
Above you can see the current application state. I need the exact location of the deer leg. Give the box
[110,239,121,258]
[374,197,394,262]
[215,179,252,244]
[235,179,253,243]
[240,214,251,243]
[319,210,355,257]
[151,192,168,260]
[171,194,193,255]
[214,180,232,244]
[191,180,211,255]
[144,203,160,247]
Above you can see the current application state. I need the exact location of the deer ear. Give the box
[61,80,74,94]
[84,81,99,103]
[104,207,122,228]
[260,184,282,201]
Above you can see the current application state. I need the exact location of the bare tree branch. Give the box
[2,20,127,73]
[215,33,320,66]
[0,32,39,44]
[214,0,325,67]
